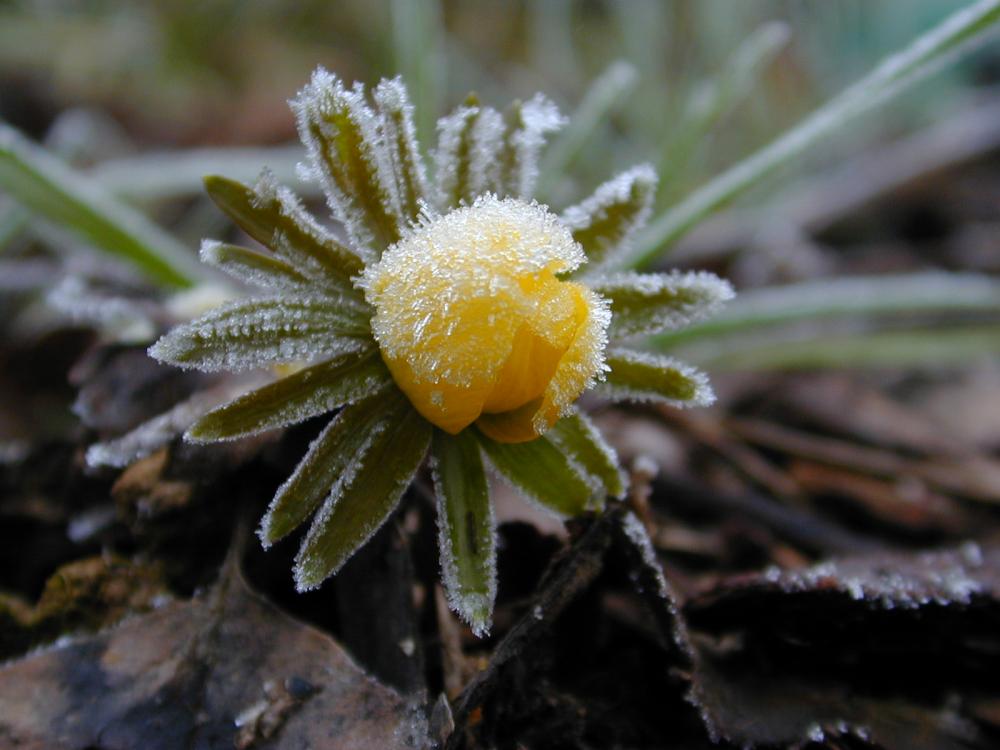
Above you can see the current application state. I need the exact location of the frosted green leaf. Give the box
[292,68,403,257]
[477,428,602,518]
[599,349,714,407]
[593,270,735,340]
[203,172,363,297]
[148,297,372,372]
[504,93,565,199]
[431,429,496,637]
[294,402,431,590]
[374,77,430,224]
[258,392,400,547]
[549,408,627,500]
[86,377,263,468]
[187,347,392,442]
[434,96,504,209]
[199,240,313,292]
[562,164,657,271]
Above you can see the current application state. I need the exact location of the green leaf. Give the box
[294,402,431,590]
[563,165,657,270]
[187,347,392,442]
[390,0,446,151]
[199,240,313,292]
[594,270,734,340]
[476,429,602,518]
[0,121,202,288]
[434,96,505,208]
[432,429,496,637]
[630,0,1000,265]
[203,173,364,296]
[148,297,371,372]
[293,70,403,255]
[501,93,565,200]
[548,409,627,500]
[258,391,401,546]
[374,77,430,224]
[600,349,714,407]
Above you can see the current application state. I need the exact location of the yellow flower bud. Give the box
[361,195,610,443]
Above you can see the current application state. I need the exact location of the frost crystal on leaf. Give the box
[292,68,403,257]
[562,164,658,272]
[508,94,566,199]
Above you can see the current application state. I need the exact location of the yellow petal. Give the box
[361,195,609,441]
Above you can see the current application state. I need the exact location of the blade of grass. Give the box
[657,21,790,195]
[0,122,204,288]
[630,0,1000,267]
[537,60,638,198]
[653,272,1000,349]
[89,146,309,202]
[391,0,446,152]
[0,201,28,251]
[678,323,1000,371]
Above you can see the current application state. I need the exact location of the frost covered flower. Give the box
[145,69,733,636]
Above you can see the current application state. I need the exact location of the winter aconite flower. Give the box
[143,69,733,636]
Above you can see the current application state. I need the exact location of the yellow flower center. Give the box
[360,195,609,443]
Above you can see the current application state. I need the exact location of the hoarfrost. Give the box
[598,348,716,408]
[508,93,566,199]
[595,269,735,339]
[46,277,156,342]
[292,411,425,590]
[291,68,402,258]
[373,76,430,221]
[561,164,657,272]
[86,377,262,468]
[430,449,497,637]
[148,297,372,372]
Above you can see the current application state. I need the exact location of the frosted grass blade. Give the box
[0,121,203,288]
[657,21,789,193]
[432,429,496,637]
[631,0,1000,266]
[654,272,1000,349]
[374,77,431,224]
[187,347,392,442]
[680,323,1000,371]
[294,403,431,590]
[390,0,445,151]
